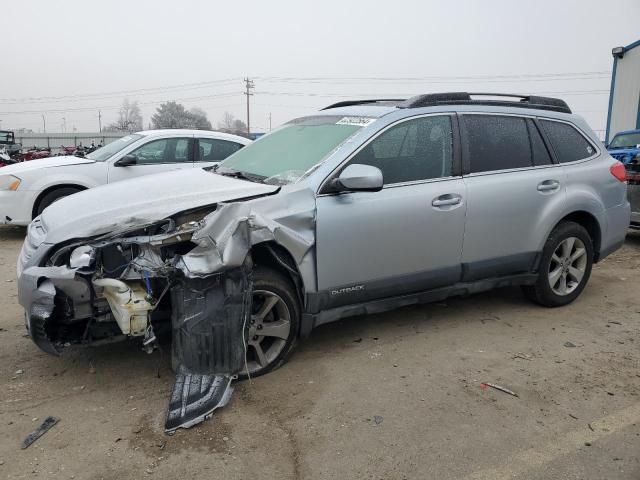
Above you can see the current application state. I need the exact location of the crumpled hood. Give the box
[41,168,279,243]
[1,156,95,175]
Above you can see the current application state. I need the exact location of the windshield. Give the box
[86,134,143,161]
[609,132,640,149]
[218,115,373,184]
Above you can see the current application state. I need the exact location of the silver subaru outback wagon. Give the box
[17,93,630,431]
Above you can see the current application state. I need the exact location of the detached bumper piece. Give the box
[164,366,233,434]
[28,280,60,356]
[165,261,252,433]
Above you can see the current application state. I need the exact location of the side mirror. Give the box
[115,154,137,166]
[330,164,383,193]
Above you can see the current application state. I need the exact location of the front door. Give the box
[108,136,195,183]
[315,114,467,308]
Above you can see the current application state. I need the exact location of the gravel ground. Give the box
[0,226,638,480]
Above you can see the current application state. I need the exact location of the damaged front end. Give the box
[18,190,315,433]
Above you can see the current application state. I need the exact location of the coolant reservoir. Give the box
[92,278,153,336]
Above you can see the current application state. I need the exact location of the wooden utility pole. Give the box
[244,78,254,136]
[98,110,102,133]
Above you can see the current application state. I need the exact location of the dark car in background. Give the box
[0,130,22,156]
[607,129,640,229]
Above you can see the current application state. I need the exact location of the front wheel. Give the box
[238,267,300,379]
[522,221,594,307]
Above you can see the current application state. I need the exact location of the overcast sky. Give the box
[2,0,639,136]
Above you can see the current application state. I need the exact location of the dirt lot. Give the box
[0,226,638,480]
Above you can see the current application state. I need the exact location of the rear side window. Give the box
[540,120,595,163]
[527,119,553,166]
[463,115,532,173]
[198,138,243,161]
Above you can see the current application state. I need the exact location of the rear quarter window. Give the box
[540,120,596,163]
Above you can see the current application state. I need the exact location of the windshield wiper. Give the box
[211,165,265,183]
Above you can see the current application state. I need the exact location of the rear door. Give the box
[315,114,467,308]
[460,113,565,280]
[108,135,195,183]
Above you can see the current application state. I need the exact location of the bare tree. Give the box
[217,111,248,137]
[104,99,143,132]
[218,111,236,131]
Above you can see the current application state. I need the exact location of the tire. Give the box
[238,266,300,380]
[35,187,82,217]
[522,221,594,307]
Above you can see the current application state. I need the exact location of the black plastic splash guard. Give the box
[170,261,252,375]
[165,366,233,433]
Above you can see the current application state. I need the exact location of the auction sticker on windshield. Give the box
[336,117,377,127]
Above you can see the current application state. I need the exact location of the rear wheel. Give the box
[35,187,82,217]
[523,221,593,307]
[238,267,300,379]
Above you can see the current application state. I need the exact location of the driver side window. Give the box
[348,115,453,185]
[129,138,192,164]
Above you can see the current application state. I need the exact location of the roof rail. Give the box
[321,99,406,110]
[398,92,571,114]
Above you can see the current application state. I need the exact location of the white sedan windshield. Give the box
[87,134,143,161]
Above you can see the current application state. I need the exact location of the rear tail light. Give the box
[609,162,627,183]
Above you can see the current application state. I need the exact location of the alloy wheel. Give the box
[245,289,292,374]
[548,236,588,296]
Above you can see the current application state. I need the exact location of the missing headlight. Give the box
[69,246,95,269]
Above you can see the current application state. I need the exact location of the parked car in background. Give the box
[0,130,22,157]
[607,129,640,166]
[0,129,250,225]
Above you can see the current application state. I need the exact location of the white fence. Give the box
[14,132,123,150]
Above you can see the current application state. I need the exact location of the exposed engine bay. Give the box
[19,189,316,433]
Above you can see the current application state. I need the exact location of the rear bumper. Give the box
[599,201,631,260]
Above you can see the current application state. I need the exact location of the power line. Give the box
[254,89,610,99]
[254,72,610,83]
[0,71,611,105]
[0,92,242,115]
[0,77,242,104]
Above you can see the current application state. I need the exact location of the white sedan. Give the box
[0,129,250,226]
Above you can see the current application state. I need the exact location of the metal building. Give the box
[606,39,640,144]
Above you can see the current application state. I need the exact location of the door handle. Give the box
[432,194,462,207]
[537,180,560,192]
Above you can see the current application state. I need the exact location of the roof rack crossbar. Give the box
[321,99,406,110]
[398,92,571,114]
